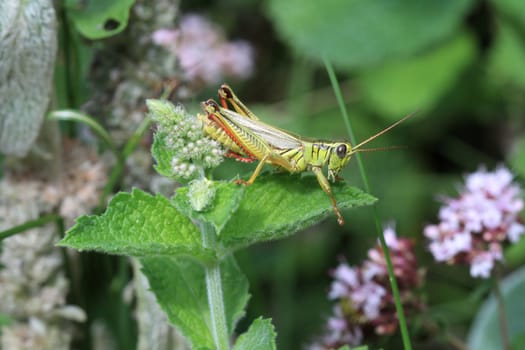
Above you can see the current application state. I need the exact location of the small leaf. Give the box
[467,266,525,349]
[268,0,474,69]
[66,0,135,39]
[358,32,476,117]
[152,131,178,179]
[0,0,57,156]
[58,189,215,263]
[174,181,245,235]
[141,255,250,350]
[218,173,376,253]
[233,318,276,350]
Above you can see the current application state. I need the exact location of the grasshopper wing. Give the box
[219,107,303,150]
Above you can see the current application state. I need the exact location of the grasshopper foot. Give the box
[334,207,345,226]
[234,179,249,186]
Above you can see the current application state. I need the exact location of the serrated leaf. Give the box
[174,181,245,235]
[0,0,57,156]
[66,0,135,39]
[358,32,476,117]
[152,131,178,179]
[141,255,250,350]
[467,266,525,349]
[218,173,376,252]
[59,189,215,262]
[233,318,276,350]
[268,0,474,69]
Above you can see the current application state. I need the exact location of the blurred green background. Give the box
[190,1,525,349]
[187,1,525,347]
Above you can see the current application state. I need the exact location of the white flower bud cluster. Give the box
[150,101,224,182]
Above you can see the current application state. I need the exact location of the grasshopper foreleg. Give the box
[312,166,344,225]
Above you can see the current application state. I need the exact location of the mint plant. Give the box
[58,99,376,349]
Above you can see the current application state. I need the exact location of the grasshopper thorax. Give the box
[327,142,353,181]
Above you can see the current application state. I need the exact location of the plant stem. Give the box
[494,266,510,350]
[101,116,152,207]
[48,110,119,157]
[324,57,412,350]
[200,221,229,350]
[0,214,63,240]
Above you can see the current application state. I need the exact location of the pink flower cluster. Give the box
[424,167,524,278]
[152,14,254,86]
[310,228,423,349]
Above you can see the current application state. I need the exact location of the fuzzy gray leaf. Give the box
[0,0,57,156]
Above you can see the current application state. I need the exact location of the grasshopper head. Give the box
[327,142,353,181]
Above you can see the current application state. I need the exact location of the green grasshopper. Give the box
[198,84,411,225]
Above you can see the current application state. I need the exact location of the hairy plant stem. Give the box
[200,221,229,350]
[494,266,510,350]
[324,57,413,350]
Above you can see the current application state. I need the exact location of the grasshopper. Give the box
[198,84,412,225]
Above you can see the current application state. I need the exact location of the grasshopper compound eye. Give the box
[336,144,347,159]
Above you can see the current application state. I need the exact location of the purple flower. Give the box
[311,227,424,348]
[424,166,524,278]
[151,29,179,46]
[152,14,254,87]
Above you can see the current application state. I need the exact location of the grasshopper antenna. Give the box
[353,145,408,153]
[352,111,417,151]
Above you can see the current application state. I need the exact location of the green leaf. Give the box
[511,331,525,350]
[173,181,245,235]
[58,189,215,262]
[467,266,525,349]
[268,0,474,69]
[141,255,250,350]
[152,131,178,179]
[487,20,525,89]
[0,0,57,156]
[233,318,276,350]
[339,346,354,350]
[218,173,376,253]
[66,0,135,39]
[358,32,476,118]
